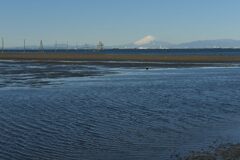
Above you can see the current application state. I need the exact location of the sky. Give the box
[1,0,240,47]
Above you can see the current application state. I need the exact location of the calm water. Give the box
[0,61,240,160]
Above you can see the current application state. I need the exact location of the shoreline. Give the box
[180,143,240,160]
[1,53,240,63]
[1,59,239,69]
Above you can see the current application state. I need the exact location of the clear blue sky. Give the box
[1,0,240,47]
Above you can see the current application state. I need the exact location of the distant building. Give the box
[97,41,104,50]
[83,44,90,49]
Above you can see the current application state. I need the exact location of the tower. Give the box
[1,38,4,53]
[24,39,26,53]
[97,41,104,50]
[39,40,44,53]
[55,40,58,52]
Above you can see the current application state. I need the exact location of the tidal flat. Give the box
[0,60,240,160]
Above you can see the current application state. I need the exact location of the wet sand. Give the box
[19,61,239,68]
[1,53,240,63]
[181,144,240,160]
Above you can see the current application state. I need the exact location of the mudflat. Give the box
[1,53,240,62]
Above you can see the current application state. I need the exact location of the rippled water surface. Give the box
[0,61,240,160]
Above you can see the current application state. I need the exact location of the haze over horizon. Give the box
[1,0,240,47]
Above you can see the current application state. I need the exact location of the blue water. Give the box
[4,48,240,56]
[0,61,240,160]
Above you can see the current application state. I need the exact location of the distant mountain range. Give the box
[173,39,240,49]
[8,39,240,50]
[115,39,240,49]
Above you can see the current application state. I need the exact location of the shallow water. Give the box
[0,61,240,160]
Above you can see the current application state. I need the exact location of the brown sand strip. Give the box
[0,53,240,63]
